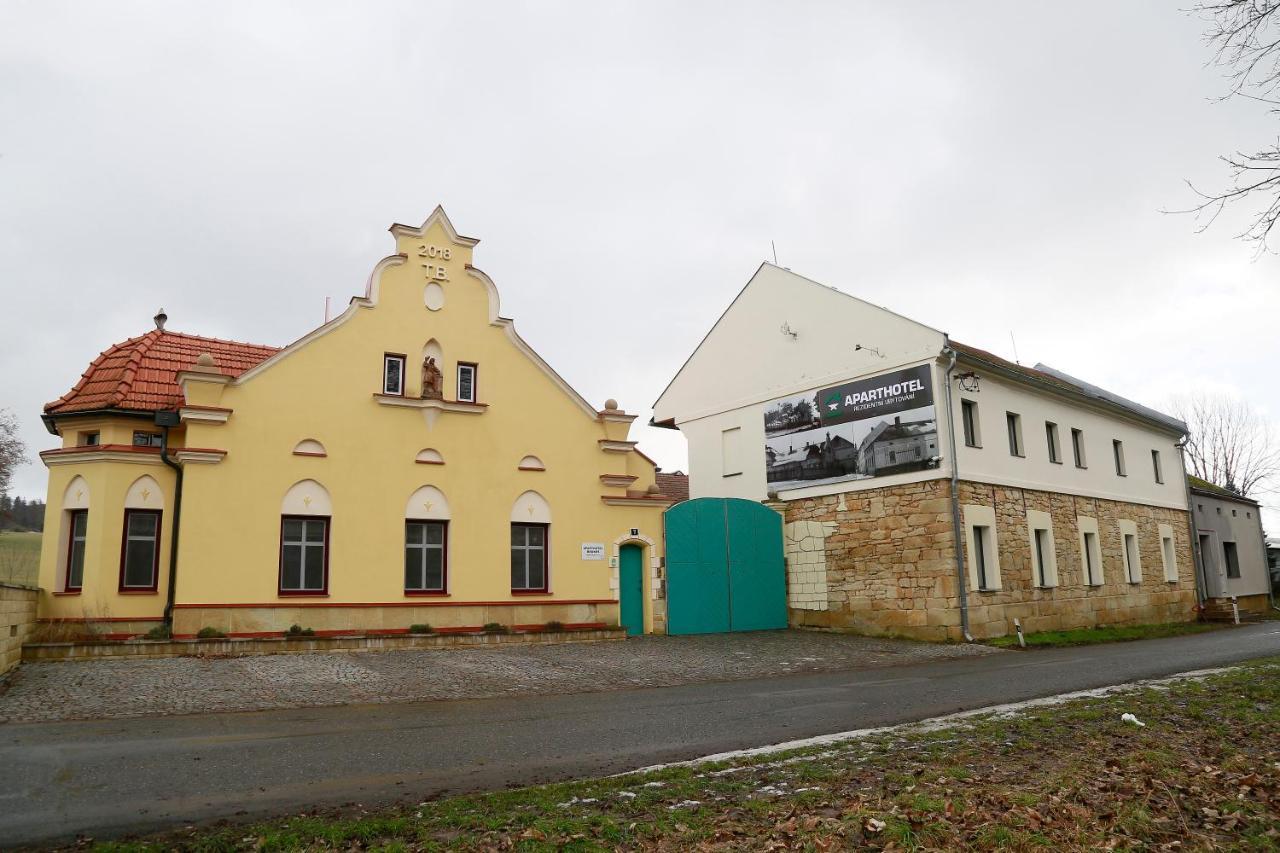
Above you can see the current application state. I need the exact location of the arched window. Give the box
[415,448,444,465]
[61,476,90,593]
[293,439,327,457]
[510,491,551,593]
[279,480,331,595]
[120,476,164,592]
[518,455,545,471]
[405,486,450,594]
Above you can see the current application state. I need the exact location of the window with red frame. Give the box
[120,509,161,591]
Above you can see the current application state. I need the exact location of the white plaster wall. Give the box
[950,371,1188,511]
[653,264,945,426]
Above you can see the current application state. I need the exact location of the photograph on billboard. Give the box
[763,364,940,491]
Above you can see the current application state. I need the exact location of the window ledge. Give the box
[118,589,159,595]
[53,590,82,596]
[511,590,552,596]
[404,591,450,597]
[278,592,330,598]
[974,587,1001,593]
[372,394,486,414]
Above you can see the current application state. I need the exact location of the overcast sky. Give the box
[2,1,1276,529]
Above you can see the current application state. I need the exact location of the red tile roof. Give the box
[45,330,280,415]
[949,341,1080,393]
[655,471,689,503]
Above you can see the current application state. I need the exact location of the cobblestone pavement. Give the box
[0,631,998,723]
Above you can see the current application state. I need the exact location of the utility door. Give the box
[664,498,787,634]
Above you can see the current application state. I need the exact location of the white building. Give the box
[653,264,1197,640]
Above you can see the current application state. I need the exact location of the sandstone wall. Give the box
[1,583,39,678]
[784,479,1197,641]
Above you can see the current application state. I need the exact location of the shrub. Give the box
[543,620,565,632]
[285,624,315,637]
[144,624,172,641]
[408,623,434,634]
[482,622,509,635]
[196,626,227,639]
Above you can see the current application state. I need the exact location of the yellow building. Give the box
[36,208,672,638]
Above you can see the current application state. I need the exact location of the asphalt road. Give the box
[4,623,1279,846]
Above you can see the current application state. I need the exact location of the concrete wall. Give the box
[1191,489,1270,602]
[783,479,1196,641]
[1,583,39,678]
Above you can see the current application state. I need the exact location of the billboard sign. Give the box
[764,364,940,491]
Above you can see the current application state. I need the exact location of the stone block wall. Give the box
[784,478,1197,641]
[1,583,39,678]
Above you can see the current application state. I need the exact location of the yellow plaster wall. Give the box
[174,215,663,622]
[37,453,175,622]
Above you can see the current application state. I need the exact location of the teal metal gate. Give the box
[664,498,787,635]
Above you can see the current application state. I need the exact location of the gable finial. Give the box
[154,308,168,331]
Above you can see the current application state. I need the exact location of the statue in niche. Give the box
[421,356,444,400]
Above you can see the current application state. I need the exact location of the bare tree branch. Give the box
[1172,392,1280,498]
[1174,2,1280,253]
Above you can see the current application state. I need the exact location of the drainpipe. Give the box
[1175,437,1207,609]
[941,342,973,642]
[158,418,184,631]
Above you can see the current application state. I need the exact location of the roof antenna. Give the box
[324,296,331,324]
[153,308,167,331]
[1010,331,1021,365]
[771,240,778,265]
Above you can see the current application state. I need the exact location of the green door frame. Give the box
[619,543,646,636]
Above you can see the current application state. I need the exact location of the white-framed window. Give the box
[383,354,406,396]
[457,362,477,403]
[961,399,981,448]
[1078,515,1103,586]
[1119,519,1141,583]
[1112,439,1126,476]
[1046,422,1061,464]
[405,520,447,592]
[1027,509,1057,588]
[1159,524,1178,583]
[1071,428,1087,468]
[1151,449,1163,484]
[1006,412,1024,457]
[964,504,1001,591]
[79,431,100,447]
[721,426,743,477]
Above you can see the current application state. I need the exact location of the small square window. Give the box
[79,432,100,447]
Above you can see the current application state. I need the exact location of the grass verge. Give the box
[0,530,40,587]
[986,620,1224,649]
[82,657,1280,851]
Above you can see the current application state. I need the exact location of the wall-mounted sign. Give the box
[581,542,606,561]
[763,363,941,491]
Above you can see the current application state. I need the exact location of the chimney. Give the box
[894,416,901,426]
[153,308,168,331]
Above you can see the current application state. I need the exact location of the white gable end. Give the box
[654,264,945,425]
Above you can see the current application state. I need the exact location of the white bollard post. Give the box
[1232,596,1240,625]
[1014,617,1026,648]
